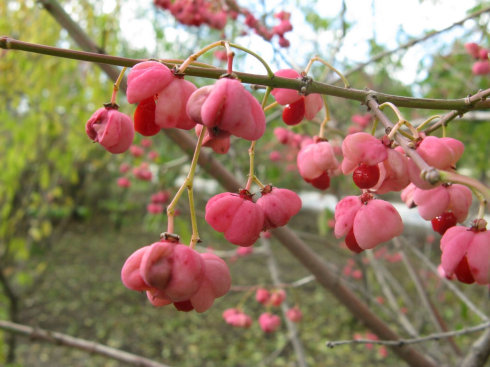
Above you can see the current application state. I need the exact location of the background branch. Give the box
[0,320,172,367]
[326,321,490,348]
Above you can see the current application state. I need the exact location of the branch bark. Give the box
[2,39,490,112]
[0,320,171,367]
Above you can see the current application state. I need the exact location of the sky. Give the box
[104,0,485,86]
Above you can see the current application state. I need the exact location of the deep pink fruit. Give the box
[352,163,380,189]
[205,191,265,246]
[256,185,302,229]
[431,212,457,235]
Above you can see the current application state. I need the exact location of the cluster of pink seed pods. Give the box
[464,42,490,75]
[205,185,302,247]
[121,238,231,312]
[223,286,301,333]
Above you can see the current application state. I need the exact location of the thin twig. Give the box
[394,238,461,356]
[366,251,419,338]
[0,320,171,367]
[262,239,308,367]
[425,88,490,133]
[326,322,490,348]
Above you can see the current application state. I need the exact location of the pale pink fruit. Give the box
[259,312,281,333]
[146,289,172,307]
[154,78,197,130]
[407,136,464,189]
[129,145,144,157]
[136,241,205,303]
[278,36,290,48]
[146,203,164,215]
[341,132,388,174]
[151,191,170,204]
[270,69,303,105]
[269,151,281,162]
[121,246,151,291]
[373,148,410,194]
[236,246,253,256]
[256,185,302,229]
[148,151,159,160]
[119,162,130,173]
[401,183,417,208]
[255,288,270,305]
[205,191,265,246]
[188,78,266,141]
[223,308,252,328]
[188,253,231,313]
[334,193,403,252]
[126,61,174,104]
[117,177,131,188]
[351,114,372,129]
[297,141,339,180]
[274,127,292,144]
[353,199,404,250]
[195,124,230,154]
[272,19,293,36]
[162,244,205,301]
[85,107,134,154]
[186,85,213,125]
[417,136,464,168]
[139,241,175,291]
[133,164,152,181]
[269,289,286,306]
[464,42,480,58]
[413,184,472,222]
[304,93,323,120]
[286,307,303,322]
[479,48,489,60]
[472,60,490,75]
[334,196,363,238]
[440,221,490,285]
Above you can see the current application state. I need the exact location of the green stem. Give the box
[178,40,225,73]
[304,55,350,88]
[244,87,272,191]
[245,141,256,192]
[416,115,441,131]
[187,187,199,248]
[110,67,127,105]
[318,95,331,139]
[166,126,207,237]
[229,42,274,78]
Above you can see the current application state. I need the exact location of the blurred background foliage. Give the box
[0,0,488,366]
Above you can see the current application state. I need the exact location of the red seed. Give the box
[352,163,380,189]
[134,97,161,136]
[431,211,457,235]
[282,98,305,125]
